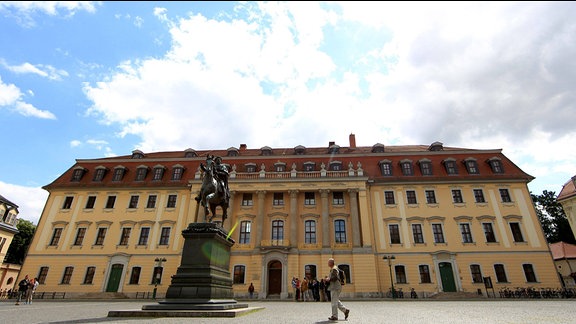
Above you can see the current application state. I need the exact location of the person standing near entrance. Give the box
[327,258,350,321]
[248,282,255,299]
[15,275,29,305]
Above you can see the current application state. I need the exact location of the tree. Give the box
[531,190,576,244]
[4,219,36,264]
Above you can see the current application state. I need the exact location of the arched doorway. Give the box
[267,260,282,296]
[439,262,457,292]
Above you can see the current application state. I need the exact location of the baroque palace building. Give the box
[18,134,560,299]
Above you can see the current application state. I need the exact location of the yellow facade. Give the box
[0,194,20,294]
[18,138,561,299]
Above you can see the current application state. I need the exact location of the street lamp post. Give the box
[383,255,396,300]
[152,257,167,299]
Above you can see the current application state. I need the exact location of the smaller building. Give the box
[558,175,576,239]
[0,194,20,295]
[549,241,576,288]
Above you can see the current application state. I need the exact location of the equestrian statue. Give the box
[195,154,230,225]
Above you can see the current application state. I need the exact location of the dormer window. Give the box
[171,165,184,180]
[487,157,504,174]
[428,141,444,151]
[227,147,239,157]
[303,162,315,171]
[135,166,148,181]
[372,143,385,153]
[328,144,340,154]
[92,167,107,182]
[261,146,272,156]
[112,166,126,181]
[418,159,433,176]
[464,158,479,174]
[184,149,197,158]
[71,167,86,182]
[443,158,458,175]
[400,159,413,176]
[274,162,286,172]
[329,161,343,171]
[245,163,257,173]
[379,160,393,176]
[131,150,145,159]
[152,165,166,181]
[294,145,306,155]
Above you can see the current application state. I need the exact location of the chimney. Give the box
[349,133,356,148]
[240,144,247,151]
[329,141,335,147]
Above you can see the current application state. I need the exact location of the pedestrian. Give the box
[319,278,326,302]
[327,258,350,321]
[15,275,29,305]
[26,278,39,304]
[248,282,255,299]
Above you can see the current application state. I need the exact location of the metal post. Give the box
[383,255,396,300]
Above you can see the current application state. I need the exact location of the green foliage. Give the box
[531,190,576,244]
[4,219,36,264]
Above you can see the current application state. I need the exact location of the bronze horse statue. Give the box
[198,155,229,225]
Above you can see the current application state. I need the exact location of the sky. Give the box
[1,1,575,225]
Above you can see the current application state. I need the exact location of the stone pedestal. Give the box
[141,222,247,311]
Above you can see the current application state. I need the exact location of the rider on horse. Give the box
[195,155,230,205]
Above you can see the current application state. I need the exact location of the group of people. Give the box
[15,274,39,305]
[291,258,350,321]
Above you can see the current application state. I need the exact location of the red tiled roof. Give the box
[549,241,576,260]
[557,176,576,201]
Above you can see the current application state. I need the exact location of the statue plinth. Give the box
[142,222,247,311]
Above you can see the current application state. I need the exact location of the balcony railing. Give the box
[260,239,290,247]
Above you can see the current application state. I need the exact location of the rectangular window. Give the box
[332,191,344,205]
[129,267,141,285]
[152,167,164,180]
[304,192,316,205]
[271,220,284,241]
[425,190,437,204]
[273,192,284,206]
[406,190,417,204]
[470,264,483,283]
[420,162,432,175]
[452,189,463,203]
[419,265,431,283]
[85,196,96,209]
[483,223,497,242]
[395,265,407,284]
[93,168,106,181]
[494,264,508,283]
[71,168,84,181]
[112,168,125,181]
[489,160,504,173]
[239,221,251,244]
[49,228,63,246]
[62,196,74,209]
[61,266,74,284]
[138,227,150,245]
[233,265,246,284]
[460,223,473,243]
[146,195,157,208]
[73,228,86,246]
[473,189,485,203]
[412,224,424,244]
[159,227,171,245]
[432,224,445,243]
[166,194,177,208]
[83,266,96,284]
[94,228,107,245]
[445,161,458,174]
[401,162,413,175]
[105,196,116,209]
[389,224,401,244]
[119,228,131,245]
[384,191,395,205]
[510,222,524,242]
[128,195,139,209]
[465,160,479,174]
[241,193,253,206]
[172,167,183,180]
[305,220,317,244]
[499,189,512,203]
[38,266,49,284]
[135,168,147,181]
[381,162,392,176]
[523,264,537,283]
[335,219,347,243]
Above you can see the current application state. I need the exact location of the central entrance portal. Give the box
[268,260,282,295]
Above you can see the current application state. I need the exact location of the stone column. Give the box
[255,191,266,245]
[289,190,299,248]
[320,190,330,248]
[348,189,361,247]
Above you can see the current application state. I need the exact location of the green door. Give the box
[106,264,123,292]
[439,262,457,292]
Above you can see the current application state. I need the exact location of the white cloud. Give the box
[0,76,57,119]
[0,181,48,225]
[1,60,69,80]
[0,1,100,27]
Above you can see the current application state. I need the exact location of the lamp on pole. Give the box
[383,255,396,299]
[152,257,167,299]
